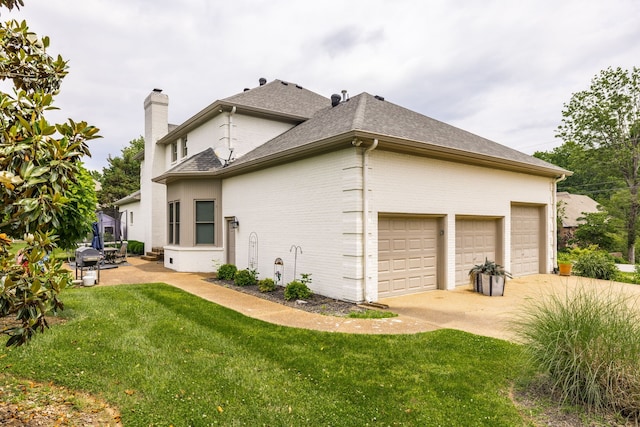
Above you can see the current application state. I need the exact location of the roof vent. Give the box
[374,95,385,101]
[341,90,349,101]
[281,81,289,86]
[331,94,342,107]
[244,88,250,92]
[259,77,267,86]
[153,88,162,93]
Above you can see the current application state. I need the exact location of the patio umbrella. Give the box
[91,222,102,250]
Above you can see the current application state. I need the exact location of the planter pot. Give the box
[558,263,572,276]
[480,274,505,296]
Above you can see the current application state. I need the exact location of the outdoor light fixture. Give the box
[230,217,239,229]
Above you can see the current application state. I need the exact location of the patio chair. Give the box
[113,241,128,264]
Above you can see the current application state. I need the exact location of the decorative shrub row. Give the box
[215,263,313,300]
[127,240,144,255]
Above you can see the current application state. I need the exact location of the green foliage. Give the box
[234,269,257,287]
[573,211,616,251]
[55,164,97,251]
[514,287,640,417]
[556,66,640,262]
[284,280,312,301]
[0,7,99,346]
[468,258,512,279]
[97,136,143,207]
[347,309,397,319]
[0,284,528,425]
[0,232,68,346]
[126,240,144,255]
[216,263,237,280]
[571,247,619,280]
[257,277,276,292]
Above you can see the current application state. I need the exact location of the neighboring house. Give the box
[556,191,600,246]
[114,190,142,242]
[117,78,569,303]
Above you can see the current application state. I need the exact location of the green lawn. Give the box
[0,284,531,426]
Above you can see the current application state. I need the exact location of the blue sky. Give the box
[8,0,640,171]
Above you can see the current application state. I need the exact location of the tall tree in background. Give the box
[0,0,100,345]
[557,67,640,262]
[98,136,143,207]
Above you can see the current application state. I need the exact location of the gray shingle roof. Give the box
[226,92,568,176]
[222,79,330,119]
[162,148,223,176]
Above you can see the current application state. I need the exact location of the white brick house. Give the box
[118,79,568,303]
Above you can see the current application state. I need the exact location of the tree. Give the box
[98,136,143,207]
[0,1,100,345]
[557,67,640,262]
[56,164,98,251]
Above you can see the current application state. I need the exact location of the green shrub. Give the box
[514,287,640,417]
[257,278,276,292]
[234,269,257,286]
[217,264,237,281]
[284,280,312,301]
[127,240,144,255]
[572,248,618,280]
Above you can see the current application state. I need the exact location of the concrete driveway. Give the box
[379,274,640,341]
[85,257,640,341]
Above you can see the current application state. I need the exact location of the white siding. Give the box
[222,148,364,302]
[370,151,555,290]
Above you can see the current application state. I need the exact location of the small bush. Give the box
[127,240,144,255]
[284,280,312,301]
[514,287,640,417]
[572,248,618,280]
[234,269,257,286]
[257,278,276,292]
[217,264,237,281]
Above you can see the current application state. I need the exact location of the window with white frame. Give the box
[195,200,214,245]
[168,201,180,244]
[171,142,178,163]
[181,136,188,158]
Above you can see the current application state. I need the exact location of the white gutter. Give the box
[552,174,567,269]
[362,138,378,302]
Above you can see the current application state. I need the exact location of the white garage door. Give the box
[455,219,498,285]
[511,205,541,276]
[378,216,438,298]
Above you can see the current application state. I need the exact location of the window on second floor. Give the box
[171,142,178,163]
[181,136,188,158]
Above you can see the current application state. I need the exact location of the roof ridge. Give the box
[352,93,367,130]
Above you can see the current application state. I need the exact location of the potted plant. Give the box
[557,252,573,276]
[468,258,512,296]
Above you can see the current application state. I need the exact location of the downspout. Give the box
[552,174,566,270]
[228,106,236,157]
[362,138,378,302]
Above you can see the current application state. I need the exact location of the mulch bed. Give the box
[206,278,368,317]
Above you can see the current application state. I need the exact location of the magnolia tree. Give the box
[0,0,100,345]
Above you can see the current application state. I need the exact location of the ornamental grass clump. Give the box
[513,286,640,419]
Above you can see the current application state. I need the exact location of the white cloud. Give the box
[6,0,640,170]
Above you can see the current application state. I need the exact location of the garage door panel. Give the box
[455,219,498,285]
[378,217,439,298]
[511,206,540,276]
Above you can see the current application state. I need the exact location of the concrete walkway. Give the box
[82,257,640,341]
